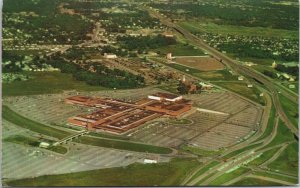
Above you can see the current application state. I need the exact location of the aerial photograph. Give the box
[1,0,299,186]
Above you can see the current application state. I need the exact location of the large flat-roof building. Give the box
[65,93,192,134]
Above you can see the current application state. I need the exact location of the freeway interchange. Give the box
[143,5,299,186]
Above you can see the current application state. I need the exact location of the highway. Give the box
[145,7,298,137]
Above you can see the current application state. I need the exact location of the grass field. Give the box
[168,119,192,125]
[209,167,250,185]
[74,136,173,154]
[232,177,283,186]
[3,135,68,154]
[278,94,298,128]
[259,119,296,150]
[6,158,200,186]
[222,143,262,159]
[179,21,299,39]
[175,56,224,71]
[256,104,276,141]
[189,161,219,183]
[3,71,107,96]
[268,142,298,176]
[247,147,280,166]
[2,105,72,139]
[181,145,221,157]
[214,82,265,105]
[155,43,206,56]
[253,171,298,184]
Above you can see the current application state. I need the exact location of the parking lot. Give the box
[125,92,262,150]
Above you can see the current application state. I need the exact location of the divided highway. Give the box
[146,7,298,137]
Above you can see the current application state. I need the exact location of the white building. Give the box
[39,142,50,148]
[104,53,117,59]
[143,159,157,164]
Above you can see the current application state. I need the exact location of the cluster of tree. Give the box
[150,1,298,30]
[263,70,277,79]
[177,81,201,94]
[3,0,93,45]
[218,43,298,62]
[47,56,145,89]
[117,34,177,51]
[275,64,299,78]
[2,51,25,72]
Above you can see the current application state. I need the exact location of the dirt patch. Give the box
[175,57,224,71]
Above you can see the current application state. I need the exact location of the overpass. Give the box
[53,130,89,146]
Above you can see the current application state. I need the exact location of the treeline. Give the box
[150,2,299,30]
[46,56,145,89]
[275,64,299,77]
[218,43,298,62]
[117,34,177,51]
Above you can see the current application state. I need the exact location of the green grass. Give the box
[6,158,200,186]
[155,43,206,56]
[3,135,68,154]
[74,136,172,154]
[166,62,237,81]
[232,177,284,186]
[169,119,192,125]
[223,143,262,159]
[3,71,107,96]
[179,21,299,39]
[189,161,219,183]
[214,82,265,105]
[195,172,217,185]
[2,105,71,139]
[247,148,280,166]
[253,171,298,184]
[256,104,276,141]
[268,142,299,176]
[209,167,250,185]
[181,145,221,157]
[278,94,298,128]
[156,83,180,94]
[260,119,295,150]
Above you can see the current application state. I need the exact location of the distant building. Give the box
[143,159,157,164]
[104,53,117,59]
[289,84,295,89]
[199,82,213,90]
[166,53,172,60]
[148,93,183,102]
[39,142,50,148]
[272,61,277,68]
[247,84,253,88]
[238,76,244,81]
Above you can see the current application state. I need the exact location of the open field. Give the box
[175,56,224,71]
[278,94,298,128]
[3,71,107,96]
[213,82,265,105]
[6,158,199,186]
[155,43,205,56]
[179,21,299,39]
[252,171,298,184]
[268,142,298,175]
[3,135,68,154]
[209,167,250,185]
[232,177,284,186]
